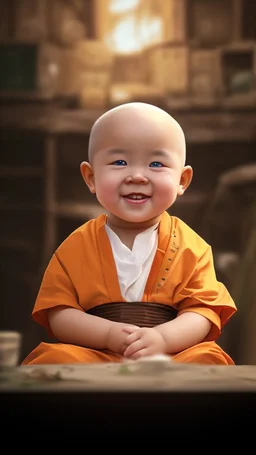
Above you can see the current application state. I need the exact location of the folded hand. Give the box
[122,327,167,360]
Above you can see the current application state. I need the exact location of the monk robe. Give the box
[22,211,237,365]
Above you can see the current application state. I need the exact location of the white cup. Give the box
[0,331,22,368]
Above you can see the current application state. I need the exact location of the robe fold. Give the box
[22,211,237,366]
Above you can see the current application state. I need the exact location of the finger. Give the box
[123,339,144,357]
[129,348,149,361]
[125,332,140,346]
[122,326,138,335]
[122,333,138,352]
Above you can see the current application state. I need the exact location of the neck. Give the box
[106,214,161,249]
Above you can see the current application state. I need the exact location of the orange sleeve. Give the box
[32,253,84,337]
[174,245,237,341]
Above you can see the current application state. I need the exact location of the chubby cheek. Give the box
[94,175,119,205]
[154,178,178,205]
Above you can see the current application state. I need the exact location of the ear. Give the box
[177,165,193,196]
[80,161,96,193]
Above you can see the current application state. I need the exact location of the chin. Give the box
[120,213,161,225]
[109,212,144,224]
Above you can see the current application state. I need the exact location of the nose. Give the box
[125,172,149,184]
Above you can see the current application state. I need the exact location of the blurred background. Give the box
[0,0,256,365]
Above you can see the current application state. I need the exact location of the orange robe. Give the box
[22,211,237,365]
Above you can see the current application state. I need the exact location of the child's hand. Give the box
[122,327,167,360]
[106,323,139,355]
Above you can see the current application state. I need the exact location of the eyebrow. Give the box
[104,148,171,158]
[149,150,171,159]
[105,148,128,156]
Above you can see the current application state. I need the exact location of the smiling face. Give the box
[81,103,193,230]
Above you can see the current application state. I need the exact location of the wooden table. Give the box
[1,362,256,431]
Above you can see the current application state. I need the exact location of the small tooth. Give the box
[129,195,143,199]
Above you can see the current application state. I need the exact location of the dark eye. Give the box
[112,160,127,166]
[150,161,164,168]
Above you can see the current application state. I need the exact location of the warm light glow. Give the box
[105,0,163,54]
[140,17,162,46]
[110,87,132,103]
[109,0,139,14]
[106,15,140,53]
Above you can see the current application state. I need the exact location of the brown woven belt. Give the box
[87,302,177,327]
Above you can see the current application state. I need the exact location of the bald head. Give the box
[88,102,186,165]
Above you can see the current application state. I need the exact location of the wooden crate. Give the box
[186,0,236,47]
[190,49,222,106]
[74,40,114,70]
[147,44,189,95]
[161,0,187,43]
[138,0,186,44]
[219,42,256,107]
[49,0,86,46]
[80,70,112,108]
[241,0,256,40]
[13,0,48,42]
[112,53,148,84]
[57,42,113,97]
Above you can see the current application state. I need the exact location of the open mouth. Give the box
[123,193,150,200]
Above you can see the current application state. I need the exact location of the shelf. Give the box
[1,105,256,142]
[0,166,43,177]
